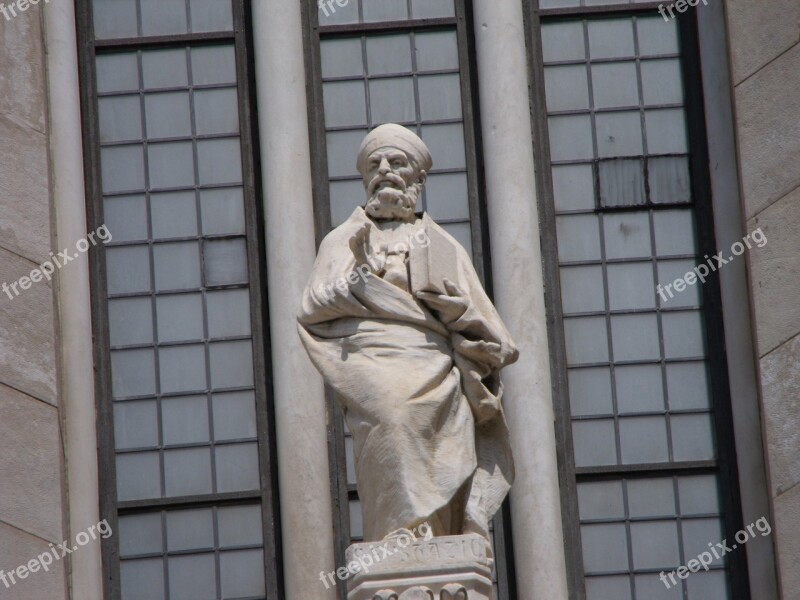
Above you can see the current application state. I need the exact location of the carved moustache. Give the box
[368,173,407,196]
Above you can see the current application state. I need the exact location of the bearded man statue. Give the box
[297,123,518,545]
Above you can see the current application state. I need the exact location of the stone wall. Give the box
[725,0,800,597]
[0,6,68,600]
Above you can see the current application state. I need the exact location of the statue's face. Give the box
[363,147,425,222]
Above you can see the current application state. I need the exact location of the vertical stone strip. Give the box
[470,1,570,598]
[43,1,102,599]
[695,4,780,598]
[251,1,338,598]
[723,0,800,596]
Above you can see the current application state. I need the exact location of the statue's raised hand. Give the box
[415,278,469,326]
[348,221,385,274]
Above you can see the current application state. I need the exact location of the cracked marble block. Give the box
[346,534,493,600]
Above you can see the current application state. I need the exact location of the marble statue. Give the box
[297,124,518,548]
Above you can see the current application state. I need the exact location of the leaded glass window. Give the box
[536,6,747,600]
[80,1,280,598]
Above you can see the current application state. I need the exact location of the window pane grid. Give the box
[543,53,681,67]
[99,44,261,513]
[118,504,267,600]
[545,16,690,210]
[105,233,246,247]
[542,14,733,600]
[93,0,234,40]
[101,132,241,149]
[85,1,280,597]
[321,30,471,228]
[98,85,237,103]
[558,253,697,265]
[325,117,463,130]
[546,17,711,470]
[108,286,249,302]
[110,334,253,352]
[547,101,684,115]
[115,435,259,452]
[102,183,246,199]
[541,0,663,9]
[322,68,460,82]
[573,407,712,420]
[577,473,727,597]
[580,511,724,525]
[318,0,456,25]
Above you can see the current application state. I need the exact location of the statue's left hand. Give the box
[415,278,469,325]
[455,338,505,367]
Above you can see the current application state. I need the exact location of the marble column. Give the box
[471,1,570,598]
[45,2,103,599]
[251,2,338,599]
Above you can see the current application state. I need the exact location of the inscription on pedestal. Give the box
[346,534,493,600]
[348,534,489,570]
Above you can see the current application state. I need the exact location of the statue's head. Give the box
[356,124,432,222]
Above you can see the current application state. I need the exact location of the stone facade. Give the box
[725,0,800,596]
[0,6,69,600]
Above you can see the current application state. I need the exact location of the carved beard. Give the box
[365,179,422,221]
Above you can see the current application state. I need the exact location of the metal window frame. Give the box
[75,1,283,598]
[300,1,515,598]
[524,2,751,599]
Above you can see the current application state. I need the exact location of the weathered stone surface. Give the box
[0,383,65,543]
[0,247,57,403]
[0,521,67,599]
[746,185,800,356]
[0,116,52,265]
[346,534,493,600]
[0,4,52,266]
[735,44,800,219]
[759,334,800,495]
[726,0,800,84]
[773,482,800,597]
[298,125,516,544]
[0,6,47,133]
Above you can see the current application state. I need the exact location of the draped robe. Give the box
[297,207,518,542]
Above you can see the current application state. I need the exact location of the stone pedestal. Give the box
[346,534,493,600]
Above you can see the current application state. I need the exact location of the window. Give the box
[529,3,749,599]
[304,1,515,598]
[77,1,281,598]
